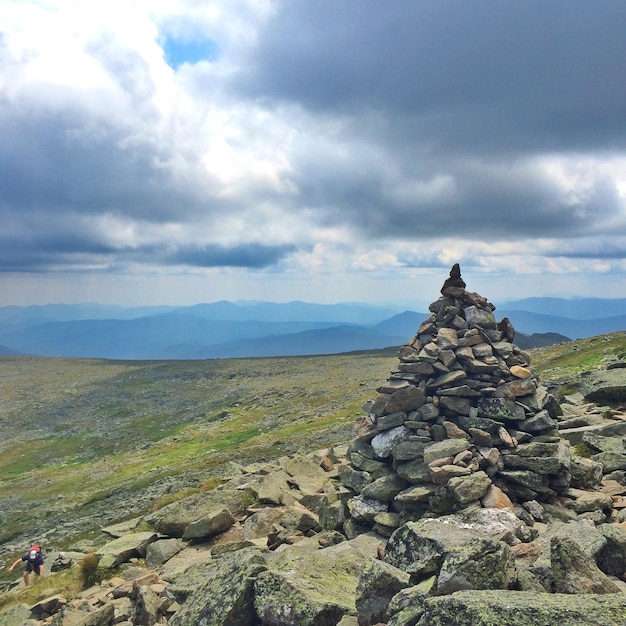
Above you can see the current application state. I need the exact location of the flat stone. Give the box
[438,385,481,397]
[394,484,436,504]
[478,397,526,421]
[423,439,471,465]
[371,426,412,459]
[448,471,492,504]
[430,464,472,485]
[371,386,426,417]
[494,378,537,398]
[431,370,467,387]
[502,455,562,475]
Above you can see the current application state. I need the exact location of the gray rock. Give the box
[338,464,372,493]
[319,498,347,531]
[349,451,389,473]
[376,411,407,430]
[517,410,558,433]
[464,305,497,329]
[144,488,252,538]
[392,440,429,462]
[371,385,426,417]
[371,426,412,459]
[395,459,430,484]
[30,595,65,618]
[410,590,626,626]
[551,535,621,594]
[597,524,626,577]
[48,602,115,626]
[168,548,267,626]
[182,507,235,541]
[570,454,604,489]
[279,454,331,496]
[145,538,184,568]
[583,432,626,454]
[255,534,380,626]
[436,537,517,594]
[502,454,562,474]
[134,585,160,626]
[477,397,526,421]
[582,369,626,404]
[454,507,535,544]
[448,471,491,505]
[0,604,31,626]
[384,516,498,578]
[592,451,626,472]
[254,469,294,505]
[423,439,471,464]
[361,475,409,502]
[96,531,158,569]
[347,495,387,523]
[355,558,411,626]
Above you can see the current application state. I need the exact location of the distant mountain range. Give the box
[0,297,624,360]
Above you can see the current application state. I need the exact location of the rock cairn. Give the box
[341,264,570,536]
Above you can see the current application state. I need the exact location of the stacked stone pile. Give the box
[341,264,574,535]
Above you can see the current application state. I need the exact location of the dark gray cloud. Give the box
[239,1,626,152]
[221,0,626,248]
[0,105,202,222]
[2,0,626,302]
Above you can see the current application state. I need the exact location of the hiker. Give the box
[8,545,44,586]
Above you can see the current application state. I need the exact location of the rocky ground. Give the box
[1,348,626,624]
[0,352,396,567]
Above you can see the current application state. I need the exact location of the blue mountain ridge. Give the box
[0,298,624,360]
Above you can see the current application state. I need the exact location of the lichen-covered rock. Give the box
[279,454,331,496]
[0,604,31,626]
[435,537,517,594]
[182,507,235,541]
[145,538,184,568]
[48,603,116,626]
[410,590,626,626]
[134,585,160,626]
[361,475,409,502]
[144,488,252,537]
[569,454,603,489]
[384,518,493,577]
[168,548,268,626]
[355,558,411,626]
[255,534,380,625]
[448,470,492,504]
[550,536,621,594]
[95,531,158,568]
[597,523,626,577]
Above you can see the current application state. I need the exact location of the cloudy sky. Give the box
[2,1,626,308]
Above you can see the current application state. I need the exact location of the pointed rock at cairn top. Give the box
[441,263,466,296]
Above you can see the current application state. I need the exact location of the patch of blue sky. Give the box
[162,37,219,69]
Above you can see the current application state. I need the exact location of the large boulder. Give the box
[95,531,158,568]
[435,537,517,594]
[0,604,31,626]
[182,507,235,541]
[254,533,381,625]
[391,590,626,626]
[144,488,252,537]
[355,558,411,626]
[167,548,268,626]
[550,536,621,594]
[582,369,626,404]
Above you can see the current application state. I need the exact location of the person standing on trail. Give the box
[8,545,44,586]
